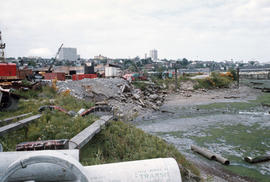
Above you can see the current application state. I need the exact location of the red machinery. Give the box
[0,63,17,80]
[72,74,97,81]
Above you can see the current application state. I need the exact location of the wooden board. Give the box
[0,114,41,136]
[69,115,113,149]
[0,113,32,125]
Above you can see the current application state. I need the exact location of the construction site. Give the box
[1,27,270,182]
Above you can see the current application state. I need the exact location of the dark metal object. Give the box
[0,88,20,111]
[244,156,270,164]
[16,139,69,151]
[39,105,68,113]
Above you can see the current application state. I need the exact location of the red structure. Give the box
[44,72,66,81]
[72,74,97,81]
[16,69,33,80]
[0,63,17,79]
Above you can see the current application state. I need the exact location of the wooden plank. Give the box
[0,114,41,136]
[69,115,113,149]
[0,113,32,125]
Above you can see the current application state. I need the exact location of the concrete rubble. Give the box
[57,78,166,118]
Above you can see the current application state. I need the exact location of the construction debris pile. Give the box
[57,78,166,118]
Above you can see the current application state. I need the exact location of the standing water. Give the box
[136,91,270,182]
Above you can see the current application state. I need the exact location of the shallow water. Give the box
[136,106,270,181]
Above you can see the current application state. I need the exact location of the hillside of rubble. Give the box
[56,78,166,120]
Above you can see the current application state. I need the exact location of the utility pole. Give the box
[174,63,180,92]
[237,67,240,88]
[0,31,6,62]
[174,66,178,91]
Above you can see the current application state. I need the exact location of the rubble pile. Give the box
[57,78,166,118]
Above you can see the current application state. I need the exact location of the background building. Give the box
[149,49,158,61]
[59,47,78,61]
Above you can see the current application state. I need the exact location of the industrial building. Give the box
[59,47,79,62]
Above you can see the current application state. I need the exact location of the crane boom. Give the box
[48,43,63,72]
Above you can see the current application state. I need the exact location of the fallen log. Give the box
[191,145,230,165]
[244,156,270,164]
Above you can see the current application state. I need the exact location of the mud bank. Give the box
[135,86,270,182]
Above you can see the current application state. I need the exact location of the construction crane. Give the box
[0,31,20,110]
[48,43,63,72]
[0,31,6,62]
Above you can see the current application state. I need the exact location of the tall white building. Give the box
[59,47,78,61]
[149,49,158,61]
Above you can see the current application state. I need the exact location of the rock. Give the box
[121,84,131,93]
[133,93,140,100]
[149,94,158,100]
[152,104,159,111]
[156,101,162,106]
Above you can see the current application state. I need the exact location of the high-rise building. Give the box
[149,49,158,61]
[59,47,78,61]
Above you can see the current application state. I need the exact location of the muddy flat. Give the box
[165,86,261,107]
[136,86,270,182]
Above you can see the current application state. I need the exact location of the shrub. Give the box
[194,72,233,89]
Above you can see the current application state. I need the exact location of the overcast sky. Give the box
[1,0,270,62]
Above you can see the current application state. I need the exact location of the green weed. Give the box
[80,121,200,178]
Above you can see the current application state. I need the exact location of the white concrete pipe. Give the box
[0,150,80,182]
[84,158,182,182]
[0,150,182,182]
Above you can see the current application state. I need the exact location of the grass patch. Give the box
[0,86,97,150]
[80,121,200,178]
[197,93,270,111]
[197,102,258,111]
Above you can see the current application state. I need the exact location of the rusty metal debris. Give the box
[16,139,69,151]
[80,105,112,117]
[38,105,76,116]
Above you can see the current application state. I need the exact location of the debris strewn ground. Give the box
[57,78,166,118]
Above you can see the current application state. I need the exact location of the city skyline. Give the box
[1,0,270,62]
